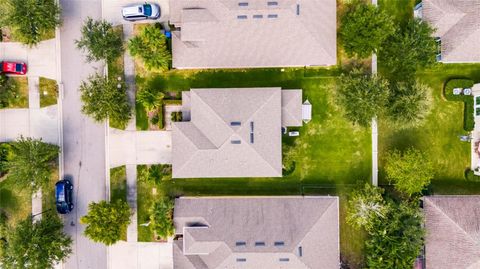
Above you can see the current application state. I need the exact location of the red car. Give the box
[1,61,27,75]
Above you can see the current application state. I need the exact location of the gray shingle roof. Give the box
[169,0,337,68]
[422,0,480,62]
[424,196,480,269]
[173,196,340,269]
[172,88,302,178]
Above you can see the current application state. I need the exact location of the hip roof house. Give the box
[173,196,340,269]
[172,87,303,178]
[169,0,337,69]
[420,0,480,63]
[424,196,480,269]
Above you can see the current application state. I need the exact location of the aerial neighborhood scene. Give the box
[1,0,480,268]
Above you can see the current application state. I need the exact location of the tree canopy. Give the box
[385,148,434,197]
[0,213,72,269]
[80,200,131,245]
[365,202,424,269]
[336,70,390,127]
[75,17,123,63]
[4,0,61,46]
[149,198,175,239]
[387,80,432,128]
[379,18,437,80]
[6,136,59,192]
[346,186,425,269]
[128,24,171,72]
[339,1,395,58]
[346,183,389,232]
[80,73,131,129]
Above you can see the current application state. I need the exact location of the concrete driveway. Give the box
[0,39,58,80]
[102,0,170,26]
[0,106,59,144]
[109,241,173,269]
[109,129,172,168]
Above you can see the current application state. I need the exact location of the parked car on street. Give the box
[55,176,74,214]
[1,61,27,75]
[122,3,160,21]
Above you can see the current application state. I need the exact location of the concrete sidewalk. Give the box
[126,164,138,242]
[109,241,173,269]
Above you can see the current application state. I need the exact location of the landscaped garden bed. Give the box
[443,78,475,131]
[0,75,28,109]
[39,77,58,107]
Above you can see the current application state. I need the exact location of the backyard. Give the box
[133,67,371,266]
[377,0,480,192]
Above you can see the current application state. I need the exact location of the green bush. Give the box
[149,198,175,240]
[171,111,182,122]
[138,164,172,185]
[465,169,480,182]
[444,78,475,131]
[0,75,19,109]
[0,143,12,177]
[157,106,164,129]
[128,24,171,72]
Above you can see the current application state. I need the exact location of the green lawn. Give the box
[0,177,31,226]
[8,77,29,108]
[110,166,127,241]
[110,166,127,203]
[137,166,156,242]
[39,77,58,107]
[379,64,480,189]
[133,68,371,266]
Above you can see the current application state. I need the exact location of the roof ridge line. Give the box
[239,90,282,174]
[292,198,337,252]
[426,198,480,247]
[192,90,233,146]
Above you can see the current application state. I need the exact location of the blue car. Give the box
[55,177,74,214]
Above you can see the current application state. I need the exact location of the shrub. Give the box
[157,106,164,129]
[0,143,12,177]
[138,164,172,185]
[149,198,175,240]
[444,78,475,131]
[128,24,171,72]
[171,111,182,122]
[465,169,480,182]
[0,74,19,109]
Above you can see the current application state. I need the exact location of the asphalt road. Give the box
[59,0,108,268]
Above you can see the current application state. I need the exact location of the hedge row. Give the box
[444,79,475,131]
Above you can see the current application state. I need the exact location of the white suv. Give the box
[122,3,160,21]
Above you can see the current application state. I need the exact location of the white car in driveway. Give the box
[122,3,160,21]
